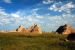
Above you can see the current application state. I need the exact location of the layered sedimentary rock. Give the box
[28,24,42,34]
[11,24,42,34]
[16,25,26,32]
[56,24,75,34]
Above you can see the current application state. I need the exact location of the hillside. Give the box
[0,32,75,50]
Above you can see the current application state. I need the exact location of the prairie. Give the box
[0,32,75,50]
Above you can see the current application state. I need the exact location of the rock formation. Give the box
[28,24,42,34]
[16,25,26,32]
[56,24,75,34]
[13,24,42,34]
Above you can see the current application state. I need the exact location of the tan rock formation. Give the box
[16,25,26,32]
[56,24,75,34]
[28,24,42,34]
[14,24,42,34]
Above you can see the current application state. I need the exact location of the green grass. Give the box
[0,32,75,50]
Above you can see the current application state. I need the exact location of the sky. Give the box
[0,0,75,32]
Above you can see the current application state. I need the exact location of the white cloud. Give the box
[0,7,9,25]
[49,2,75,13]
[25,15,40,24]
[27,16,33,22]
[36,16,44,19]
[10,11,22,18]
[0,7,44,27]
[48,2,63,12]
[32,8,39,12]
[0,17,11,25]
[32,8,39,16]
[43,0,53,4]
[0,8,24,26]
[0,5,75,31]
[22,9,45,25]
[0,7,35,29]
[45,13,75,31]
[32,8,44,19]
[11,13,20,18]
[0,7,8,16]
[65,2,75,9]
[3,0,12,3]
[60,2,75,13]
[49,4,58,11]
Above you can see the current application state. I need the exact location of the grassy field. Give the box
[0,32,75,50]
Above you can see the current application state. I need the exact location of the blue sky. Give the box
[0,0,75,32]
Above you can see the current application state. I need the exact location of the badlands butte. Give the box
[0,24,42,34]
[0,24,75,34]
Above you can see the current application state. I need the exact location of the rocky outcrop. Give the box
[14,24,42,34]
[28,24,42,34]
[16,25,26,32]
[56,24,75,34]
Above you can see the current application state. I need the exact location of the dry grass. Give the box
[0,32,75,50]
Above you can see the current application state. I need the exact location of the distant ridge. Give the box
[8,24,42,34]
[56,24,75,34]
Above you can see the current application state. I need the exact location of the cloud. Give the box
[60,2,75,13]
[11,14,20,18]
[25,15,41,24]
[0,7,10,25]
[36,15,44,19]
[10,11,20,18]
[47,13,75,31]
[0,7,24,26]
[0,7,8,16]
[32,8,39,12]
[0,5,75,31]
[0,17,10,26]
[65,2,75,9]
[21,8,75,31]
[43,0,53,4]
[32,8,44,19]
[26,16,33,22]
[32,8,39,15]
[3,0,12,3]
[48,2,63,12]
[48,2,75,13]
